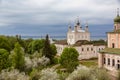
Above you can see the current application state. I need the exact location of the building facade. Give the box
[98,8,120,76]
[67,20,90,45]
[55,19,105,60]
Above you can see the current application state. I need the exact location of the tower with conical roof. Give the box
[107,8,120,48]
[114,8,120,31]
[98,8,120,73]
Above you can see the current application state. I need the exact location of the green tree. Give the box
[24,38,33,53]
[10,42,25,70]
[0,49,10,71]
[60,47,79,72]
[0,36,11,51]
[42,34,53,64]
[50,44,57,56]
[28,39,45,54]
[6,36,18,49]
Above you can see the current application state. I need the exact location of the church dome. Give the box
[114,16,120,23]
[114,8,120,23]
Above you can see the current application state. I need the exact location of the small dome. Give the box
[114,16,120,23]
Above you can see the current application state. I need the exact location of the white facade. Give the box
[67,21,90,45]
[55,19,105,60]
[76,45,105,60]
[98,53,120,76]
[98,9,120,76]
[55,44,105,60]
[55,44,67,56]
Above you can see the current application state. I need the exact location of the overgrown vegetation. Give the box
[0,35,117,80]
[79,59,98,67]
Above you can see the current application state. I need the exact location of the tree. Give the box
[10,42,25,70]
[42,34,53,64]
[60,47,79,72]
[27,39,45,54]
[24,38,33,53]
[50,44,57,56]
[0,49,10,71]
[0,36,11,51]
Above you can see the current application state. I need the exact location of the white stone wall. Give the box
[67,32,90,45]
[102,53,120,71]
[55,44,67,56]
[67,32,75,45]
[75,45,105,60]
[55,44,105,60]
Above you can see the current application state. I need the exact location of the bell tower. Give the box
[114,8,120,31]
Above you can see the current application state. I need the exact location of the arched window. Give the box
[104,58,106,64]
[82,48,84,51]
[112,43,115,48]
[87,47,89,51]
[112,59,115,66]
[108,58,110,65]
[91,48,93,51]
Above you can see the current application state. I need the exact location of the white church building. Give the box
[55,19,105,60]
[67,20,90,45]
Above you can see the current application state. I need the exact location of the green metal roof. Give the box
[114,16,120,23]
[107,29,120,33]
[100,48,120,55]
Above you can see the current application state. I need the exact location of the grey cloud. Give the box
[0,0,120,27]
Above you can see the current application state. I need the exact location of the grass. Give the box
[79,59,98,67]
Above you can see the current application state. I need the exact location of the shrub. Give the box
[66,65,95,80]
[0,69,29,80]
[39,68,60,80]
[24,56,50,70]
[90,67,111,80]
[30,68,60,80]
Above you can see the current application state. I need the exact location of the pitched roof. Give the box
[55,40,68,45]
[107,29,120,33]
[100,48,120,55]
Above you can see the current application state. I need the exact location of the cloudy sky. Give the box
[0,0,120,38]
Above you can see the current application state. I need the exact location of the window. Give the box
[108,58,110,65]
[82,48,84,51]
[117,64,120,70]
[112,59,115,66]
[87,48,89,51]
[91,48,93,51]
[104,58,106,64]
[99,48,101,51]
[112,43,115,48]
[118,60,120,63]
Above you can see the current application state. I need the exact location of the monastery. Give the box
[98,8,120,76]
[55,19,105,60]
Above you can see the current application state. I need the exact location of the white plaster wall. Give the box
[55,44,67,56]
[67,32,75,45]
[102,53,120,71]
[67,31,90,45]
[55,44,105,60]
